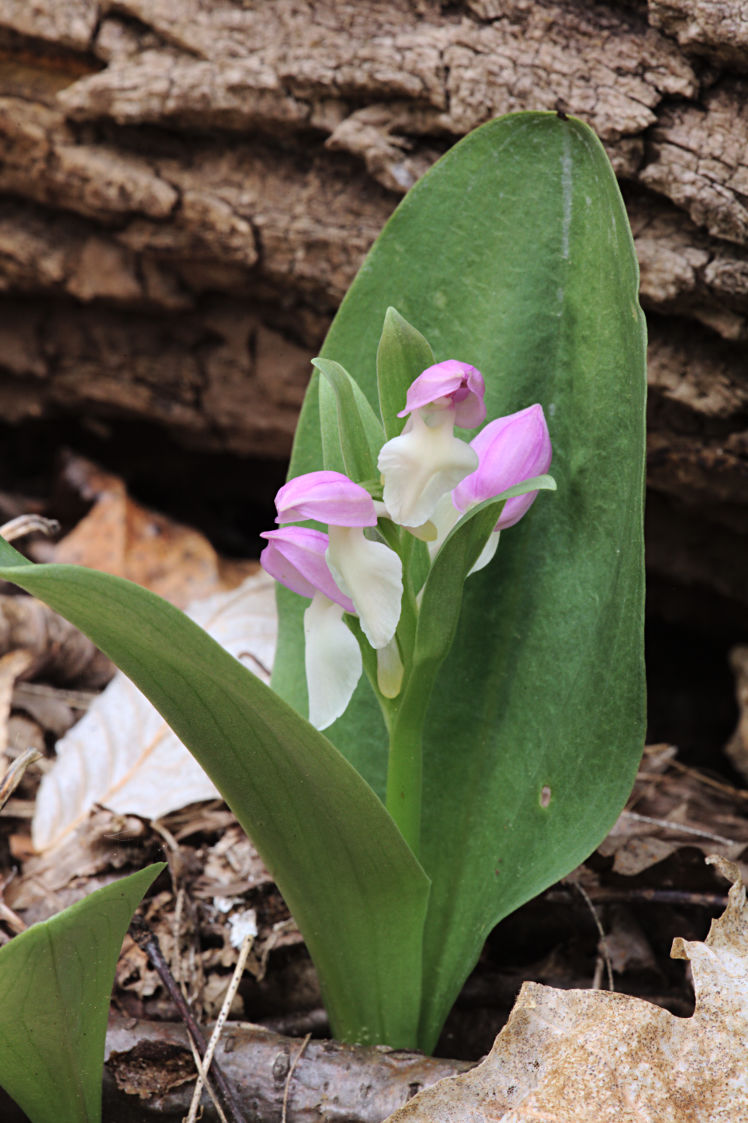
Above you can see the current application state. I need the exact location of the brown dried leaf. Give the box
[0,649,34,756]
[0,595,112,687]
[598,743,748,877]
[45,454,256,607]
[386,856,748,1123]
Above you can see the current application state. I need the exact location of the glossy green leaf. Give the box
[275,111,646,1050]
[312,357,385,482]
[0,539,430,1048]
[376,307,435,439]
[0,863,164,1123]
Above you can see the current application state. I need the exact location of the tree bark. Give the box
[0,0,746,625]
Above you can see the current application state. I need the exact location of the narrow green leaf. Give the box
[0,864,163,1123]
[277,111,646,1051]
[417,477,556,674]
[0,539,430,1048]
[376,307,435,439]
[318,372,347,474]
[312,357,385,482]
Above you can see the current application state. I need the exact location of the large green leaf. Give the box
[0,541,430,1048]
[274,112,646,1050]
[0,864,163,1123]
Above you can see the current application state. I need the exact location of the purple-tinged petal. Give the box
[304,592,362,729]
[398,360,486,428]
[453,404,552,530]
[260,526,355,612]
[275,470,377,527]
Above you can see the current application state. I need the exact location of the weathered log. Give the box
[101,1014,471,1122]
[0,0,746,625]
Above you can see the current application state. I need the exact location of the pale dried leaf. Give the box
[31,570,277,851]
[386,856,748,1123]
[0,649,33,756]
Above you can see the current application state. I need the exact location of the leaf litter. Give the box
[385,856,748,1123]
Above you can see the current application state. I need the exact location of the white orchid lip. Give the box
[275,470,378,527]
[326,526,402,650]
[398,360,486,429]
[304,592,363,730]
[378,408,479,528]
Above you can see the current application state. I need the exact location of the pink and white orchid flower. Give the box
[274,469,403,651]
[432,403,552,573]
[265,471,404,727]
[260,525,361,729]
[377,361,486,527]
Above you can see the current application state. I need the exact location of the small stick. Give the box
[570,881,614,991]
[129,917,245,1123]
[282,1033,312,1123]
[186,930,254,1123]
[0,515,60,542]
[0,748,42,811]
[548,886,729,909]
[183,1033,230,1123]
[621,809,739,848]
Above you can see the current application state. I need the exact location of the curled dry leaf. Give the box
[385,855,748,1123]
[31,570,277,852]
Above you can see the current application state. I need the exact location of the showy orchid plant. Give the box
[0,113,645,1113]
[259,348,554,853]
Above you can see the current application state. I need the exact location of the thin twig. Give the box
[186,931,254,1123]
[0,748,42,811]
[282,1033,312,1123]
[668,757,748,801]
[183,1033,230,1123]
[621,809,740,848]
[548,886,729,909]
[129,917,245,1123]
[0,515,60,542]
[570,881,614,991]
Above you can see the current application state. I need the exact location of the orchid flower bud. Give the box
[377,360,485,527]
[428,403,552,575]
[453,403,552,529]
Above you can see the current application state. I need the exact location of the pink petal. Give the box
[275,470,377,527]
[398,361,486,428]
[453,404,552,529]
[260,526,355,611]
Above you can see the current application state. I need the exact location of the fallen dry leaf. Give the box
[0,594,113,686]
[598,743,748,878]
[0,650,33,756]
[386,855,748,1123]
[42,454,256,607]
[31,570,277,852]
